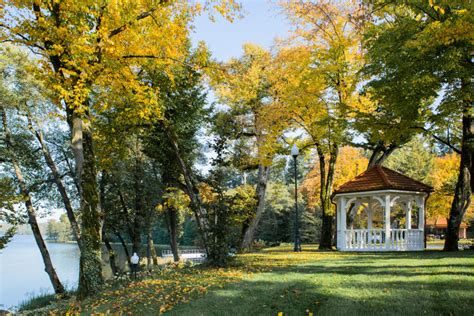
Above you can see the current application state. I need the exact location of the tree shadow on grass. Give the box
[165,250,474,315]
[253,249,474,261]
[272,263,474,277]
[166,275,474,316]
[332,250,474,261]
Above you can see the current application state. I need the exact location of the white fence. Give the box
[340,229,424,251]
[161,249,206,260]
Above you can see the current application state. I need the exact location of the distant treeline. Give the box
[0,223,45,236]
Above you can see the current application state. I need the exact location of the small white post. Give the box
[384,194,391,249]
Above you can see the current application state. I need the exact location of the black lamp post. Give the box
[291,144,301,252]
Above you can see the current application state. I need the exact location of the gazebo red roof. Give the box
[332,165,434,196]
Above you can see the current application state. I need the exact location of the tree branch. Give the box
[121,55,197,69]
[108,1,169,39]
[411,126,461,154]
[348,141,375,151]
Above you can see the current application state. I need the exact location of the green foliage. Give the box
[257,182,293,243]
[383,137,434,182]
[203,135,236,266]
[226,184,257,227]
[180,215,199,246]
[46,214,75,243]
[0,224,16,250]
[363,0,472,148]
[0,178,23,230]
[256,182,320,244]
[211,43,279,169]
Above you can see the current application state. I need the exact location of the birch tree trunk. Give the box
[2,110,65,294]
[28,116,82,245]
[162,124,209,253]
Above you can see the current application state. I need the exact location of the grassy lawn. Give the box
[25,246,474,315]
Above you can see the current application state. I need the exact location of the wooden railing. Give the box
[342,229,423,251]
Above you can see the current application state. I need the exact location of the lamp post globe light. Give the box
[291,144,301,252]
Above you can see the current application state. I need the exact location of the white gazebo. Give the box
[332,166,433,251]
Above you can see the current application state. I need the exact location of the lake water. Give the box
[0,235,205,311]
[0,234,80,310]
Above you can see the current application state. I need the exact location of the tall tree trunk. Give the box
[28,115,82,245]
[166,206,180,262]
[130,147,145,255]
[129,226,142,255]
[444,79,473,251]
[2,110,65,294]
[69,111,103,299]
[318,144,338,250]
[102,229,118,276]
[116,188,139,265]
[41,21,102,296]
[116,232,132,269]
[99,173,117,276]
[162,124,209,253]
[146,222,158,270]
[240,165,271,250]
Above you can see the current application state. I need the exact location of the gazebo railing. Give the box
[343,229,423,251]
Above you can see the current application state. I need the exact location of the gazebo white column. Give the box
[336,198,341,249]
[384,194,391,249]
[406,201,412,229]
[367,200,373,230]
[340,197,346,249]
[418,197,425,229]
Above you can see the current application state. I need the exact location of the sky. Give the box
[191,0,292,61]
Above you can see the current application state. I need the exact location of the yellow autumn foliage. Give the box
[301,147,368,210]
[426,153,473,221]
[1,0,240,123]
